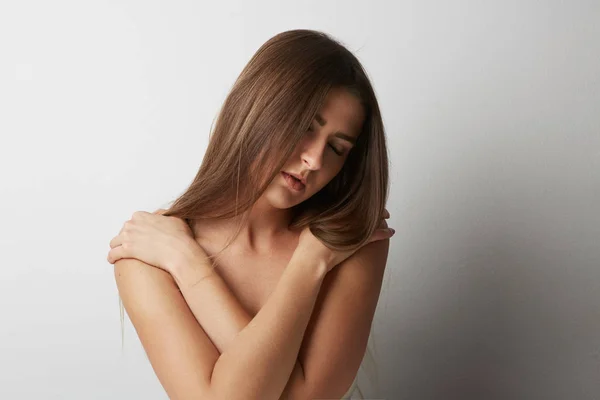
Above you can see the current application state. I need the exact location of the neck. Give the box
[192,196,297,255]
[237,196,296,252]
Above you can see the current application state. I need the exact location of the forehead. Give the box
[318,88,365,137]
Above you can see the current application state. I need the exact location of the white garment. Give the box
[341,374,359,399]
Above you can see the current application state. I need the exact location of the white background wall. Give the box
[1,1,598,399]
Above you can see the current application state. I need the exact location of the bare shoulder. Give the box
[320,236,390,301]
[336,236,389,280]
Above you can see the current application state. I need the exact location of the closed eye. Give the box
[307,124,344,156]
[329,143,343,156]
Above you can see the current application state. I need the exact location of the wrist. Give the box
[290,249,329,281]
[171,243,213,289]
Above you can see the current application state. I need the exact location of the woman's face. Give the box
[264,87,365,209]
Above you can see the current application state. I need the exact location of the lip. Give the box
[282,171,307,186]
[281,171,306,191]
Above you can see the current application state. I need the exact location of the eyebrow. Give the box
[315,113,357,145]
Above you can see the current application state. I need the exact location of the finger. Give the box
[107,245,124,264]
[153,208,167,215]
[110,221,133,248]
[132,210,150,220]
[367,227,395,244]
[107,242,137,264]
[110,221,127,241]
[109,233,124,249]
[378,217,389,229]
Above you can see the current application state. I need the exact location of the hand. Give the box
[295,209,394,274]
[107,209,202,275]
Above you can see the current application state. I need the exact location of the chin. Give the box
[269,190,303,209]
[260,185,307,210]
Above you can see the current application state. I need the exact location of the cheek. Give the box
[327,160,345,180]
[310,169,340,193]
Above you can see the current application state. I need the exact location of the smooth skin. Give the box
[109,87,394,399]
[108,210,393,399]
[107,208,394,276]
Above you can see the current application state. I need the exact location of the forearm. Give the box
[172,259,254,353]
[173,249,326,400]
[171,253,305,399]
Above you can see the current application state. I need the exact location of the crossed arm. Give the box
[114,237,388,399]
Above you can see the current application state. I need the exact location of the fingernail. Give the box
[390,228,395,234]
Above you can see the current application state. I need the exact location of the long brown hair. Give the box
[161,29,389,256]
[120,29,388,398]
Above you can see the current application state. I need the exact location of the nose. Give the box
[300,140,325,171]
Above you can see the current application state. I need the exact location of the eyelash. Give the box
[307,126,344,156]
[329,144,343,156]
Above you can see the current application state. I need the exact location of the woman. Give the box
[107,29,394,399]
